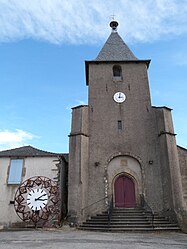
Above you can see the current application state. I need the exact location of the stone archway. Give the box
[107,155,143,207]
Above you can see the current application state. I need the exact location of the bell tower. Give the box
[85,21,157,212]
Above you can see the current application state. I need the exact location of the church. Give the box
[68,21,187,231]
[0,20,187,232]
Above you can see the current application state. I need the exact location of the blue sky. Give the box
[0,0,187,153]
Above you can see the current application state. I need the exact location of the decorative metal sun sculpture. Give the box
[14,176,60,227]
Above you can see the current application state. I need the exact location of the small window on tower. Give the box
[118,120,122,130]
[113,65,122,81]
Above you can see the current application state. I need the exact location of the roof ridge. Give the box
[0,145,31,153]
[0,145,64,157]
[0,145,56,153]
[177,145,187,151]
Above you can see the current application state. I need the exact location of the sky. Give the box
[0,0,187,153]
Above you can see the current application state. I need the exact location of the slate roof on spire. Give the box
[95,32,138,61]
[85,22,151,85]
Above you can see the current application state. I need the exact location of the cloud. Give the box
[171,51,187,66]
[65,99,87,110]
[0,0,187,44]
[77,100,87,105]
[0,129,38,150]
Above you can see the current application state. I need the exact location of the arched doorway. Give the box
[114,174,136,208]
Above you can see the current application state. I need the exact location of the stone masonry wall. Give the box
[178,146,187,209]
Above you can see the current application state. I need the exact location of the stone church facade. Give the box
[68,21,187,231]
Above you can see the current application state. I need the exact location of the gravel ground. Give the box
[0,227,186,249]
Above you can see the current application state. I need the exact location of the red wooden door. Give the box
[114,175,135,208]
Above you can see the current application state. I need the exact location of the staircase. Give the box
[79,208,180,232]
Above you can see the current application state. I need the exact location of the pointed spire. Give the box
[95,21,138,61]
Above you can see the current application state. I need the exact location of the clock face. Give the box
[113,92,126,103]
[14,176,60,227]
[27,188,48,211]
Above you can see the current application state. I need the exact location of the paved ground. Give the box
[0,227,187,249]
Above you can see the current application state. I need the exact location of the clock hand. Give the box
[39,193,47,198]
[35,194,47,201]
[35,199,48,201]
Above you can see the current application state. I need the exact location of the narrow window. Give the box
[113,65,122,77]
[118,120,122,130]
[8,159,23,184]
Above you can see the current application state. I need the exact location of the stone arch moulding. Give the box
[107,151,144,170]
[106,152,145,207]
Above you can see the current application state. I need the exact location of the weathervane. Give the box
[109,14,118,32]
[111,14,116,20]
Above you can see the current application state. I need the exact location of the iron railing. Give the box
[140,194,154,229]
[81,194,112,215]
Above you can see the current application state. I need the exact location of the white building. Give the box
[0,145,67,229]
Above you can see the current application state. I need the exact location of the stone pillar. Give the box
[68,105,88,225]
[155,107,187,231]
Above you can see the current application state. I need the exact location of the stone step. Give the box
[110,213,148,216]
[86,219,173,224]
[81,224,153,228]
[106,211,146,214]
[81,221,178,227]
[83,221,150,225]
[84,220,174,225]
[109,209,144,212]
[79,208,181,232]
[78,226,180,232]
[97,213,147,217]
[88,217,150,222]
[78,227,154,231]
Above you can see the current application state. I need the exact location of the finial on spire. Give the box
[110,20,119,32]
